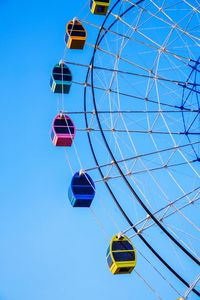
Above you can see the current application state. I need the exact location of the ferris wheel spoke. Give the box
[81,140,200,172]
[108,189,200,238]
[77,127,199,135]
[64,109,200,115]
[92,158,198,182]
[125,195,200,238]
[65,60,200,89]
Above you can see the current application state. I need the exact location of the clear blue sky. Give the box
[0,1,199,300]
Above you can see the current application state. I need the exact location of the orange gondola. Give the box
[65,19,87,50]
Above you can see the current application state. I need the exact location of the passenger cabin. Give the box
[65,19,87,49]
[51,114,76,146]
[90,0,110,15]
[68,172,95,207]
[50,62,72,94]
[106,235,136,274]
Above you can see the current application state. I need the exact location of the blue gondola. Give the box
[68,172,95,207]
[50,61,72,94]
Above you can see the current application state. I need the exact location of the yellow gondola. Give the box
[106,234,136,274]
[65,19,87,49]
[90,0,111,15]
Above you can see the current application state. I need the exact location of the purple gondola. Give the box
[51,114,76,147]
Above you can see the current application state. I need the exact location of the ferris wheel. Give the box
[49,0,200,299]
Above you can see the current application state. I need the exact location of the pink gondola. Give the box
[51,114,76,146]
